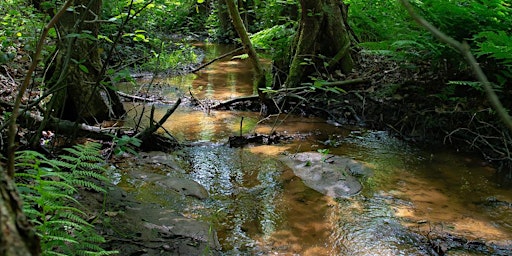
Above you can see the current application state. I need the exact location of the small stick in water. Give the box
[240,117,244,137]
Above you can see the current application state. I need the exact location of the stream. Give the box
[116,44,512,255]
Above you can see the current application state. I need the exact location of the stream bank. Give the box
[99,43,512,255]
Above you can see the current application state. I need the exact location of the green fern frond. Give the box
[44,252,69,256]
[44,219,86,230]
[76,161,106,172]
[59,211,91,226]
[69,179,106,193]
[75,242,105,253]
[15,142,113,255]
[91,251,119,256]
[44,234,78,244]
[73,170,109,181]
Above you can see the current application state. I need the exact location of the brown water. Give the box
[119,44,512,255]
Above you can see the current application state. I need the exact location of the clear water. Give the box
[118,44,512,255]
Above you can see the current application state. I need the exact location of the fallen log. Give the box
[18,99,182,152]
[212,95,260,110]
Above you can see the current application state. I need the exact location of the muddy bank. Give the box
[305,52,512,184]
[81,145,511,255]
[77,151,222,256]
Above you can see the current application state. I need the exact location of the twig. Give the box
[400,0,512,132]
[190,46,244,73]
[6,0,73,177]
[135,98,181,139]
[117,91,173,104]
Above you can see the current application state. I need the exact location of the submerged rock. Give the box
[155,177,209,200]
[279,152,371,198]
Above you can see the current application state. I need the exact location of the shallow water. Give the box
[119,44,512,255]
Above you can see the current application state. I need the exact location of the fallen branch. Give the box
[191,47,244,73]
[117,91,172,104]
[318,78,368,87]
[212,95,260,109]
[135,98,181,140]
[400,0,512,132]
[211,78,368,110]
[22,112,130,141]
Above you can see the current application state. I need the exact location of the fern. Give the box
[15,142,118,256]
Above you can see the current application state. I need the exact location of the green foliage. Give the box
[111,135,142,156]
[346,0,413,42]
[0,1,45,64]
[474,30,512,83]
[15,142,117,256]
[250,23,295,60]
[348,0,512,92]
[140,42,199,73]
[416,0,512,41]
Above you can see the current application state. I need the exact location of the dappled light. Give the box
[1,0,511,255]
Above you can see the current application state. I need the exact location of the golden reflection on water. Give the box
[119,43,511,254]
[387,150,512,244]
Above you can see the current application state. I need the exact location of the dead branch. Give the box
[117,91,172,104]
[191,47,244,73]
[318,78,368,87]
[135,98,181,140]
[22,112,130,141]
[212,95,260,109]
[400,0,512,132]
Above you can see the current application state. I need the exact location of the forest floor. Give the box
[1,42,511,255]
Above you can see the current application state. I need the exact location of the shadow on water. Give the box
[118,44,512,255]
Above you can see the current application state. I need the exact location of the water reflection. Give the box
[118,44,512,255]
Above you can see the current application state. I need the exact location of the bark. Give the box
[46,0,125,124]
[0,167,40,256]
[226,0,274,113]
[283,0,354,88]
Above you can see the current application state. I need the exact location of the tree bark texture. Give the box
[47,0,125,124]
[225,0,271,107]
[283,0,354,88]
[0,166,40,256]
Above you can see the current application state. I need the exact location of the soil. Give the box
[76,152,222,256]
[2,40,511,255]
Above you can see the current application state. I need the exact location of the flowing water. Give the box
[118,44,512,255]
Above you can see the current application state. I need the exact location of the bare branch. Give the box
[400,0,512,132]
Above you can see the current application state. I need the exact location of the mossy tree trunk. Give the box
[282,0,354,88]
[226,0,275,113]
[1,167,40,256]
[46,0,124,124]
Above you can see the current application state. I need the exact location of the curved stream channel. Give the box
[117,44,512,255]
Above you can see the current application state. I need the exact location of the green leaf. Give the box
[231,53,249,60]
[78,64,89,74]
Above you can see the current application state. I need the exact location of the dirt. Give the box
[2,41,511,254]
[76,152,222,256]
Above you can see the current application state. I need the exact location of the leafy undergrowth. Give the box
[303,51,512,184]
[15,142,117,256]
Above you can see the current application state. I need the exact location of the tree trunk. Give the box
[217,0,236,41]
[282,0,354,88]
[1,167,40,256]
[46,0,125,124]
[226,0,274,113]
